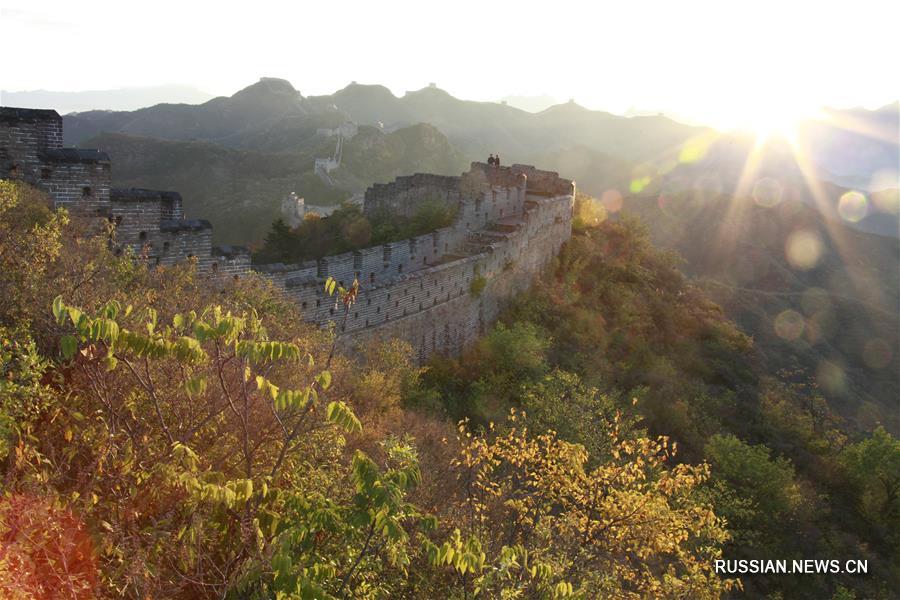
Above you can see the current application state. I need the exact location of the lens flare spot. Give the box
[806,310,835,344]
[838,191,868,223]
[816,360,847,395]
[785,229,823,270]
[774,309,805,341]
[870,187,900,215]
[800,287,831,315]
[629,176,652,194]
[678,133,716,164]
[863,339,893,370]
[752,177,784,207]
[601,189,623,213]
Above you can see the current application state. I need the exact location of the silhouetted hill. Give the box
[64,78,314,145]
[308,84,706,163]
[500,94,559,113]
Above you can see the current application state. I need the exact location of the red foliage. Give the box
[0,494,97,599]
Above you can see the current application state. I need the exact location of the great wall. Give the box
[1,106,575,362]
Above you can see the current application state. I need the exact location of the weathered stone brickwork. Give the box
[364,173,467,218]
[38,152,112,213]
[1,106,574,362]
[0,108,63,178]
[260,161,575,361]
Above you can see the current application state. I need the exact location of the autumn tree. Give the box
[435,411,736,599]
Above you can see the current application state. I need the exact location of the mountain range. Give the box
[62,78,707,161]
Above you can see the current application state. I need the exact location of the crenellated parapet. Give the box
[260,161,575,361]
[364,172,467,218]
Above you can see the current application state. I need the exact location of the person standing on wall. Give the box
[488,154,495,166]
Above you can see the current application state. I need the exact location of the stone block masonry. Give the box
[1,106,574,362]
[260,162,575,362]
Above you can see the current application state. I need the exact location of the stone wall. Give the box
[0,108,63,181]
[37,152,112,214]
[212,246,253,277]
[0,109,112,215]
[261,162,574,361]
[109,188,183,253]
[363,173,467,218]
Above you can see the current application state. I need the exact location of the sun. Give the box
[742,103,824,144]
[709,102,825,144]
[747,110,803,143]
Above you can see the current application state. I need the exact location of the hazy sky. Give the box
[2,0,898,129]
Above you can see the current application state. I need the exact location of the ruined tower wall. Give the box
[37,158,112,213]
[0,109,112,214]
[109,189,184,253]
[1,107,251,278]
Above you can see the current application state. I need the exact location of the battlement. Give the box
[276,161,575,361]
[213,245,251,259]
[364,173,468,217]
[468,162,574,196]
[160,219,212,232]
[0,107,61,123]
[111,187,183,202]
[41,148,111,164]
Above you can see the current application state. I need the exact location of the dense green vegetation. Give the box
[253,200,458,264]
[1,182,896,599]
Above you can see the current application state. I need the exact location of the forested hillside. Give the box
[621,191,899,431]
[88,123,466,244]
[1,182,896,599]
